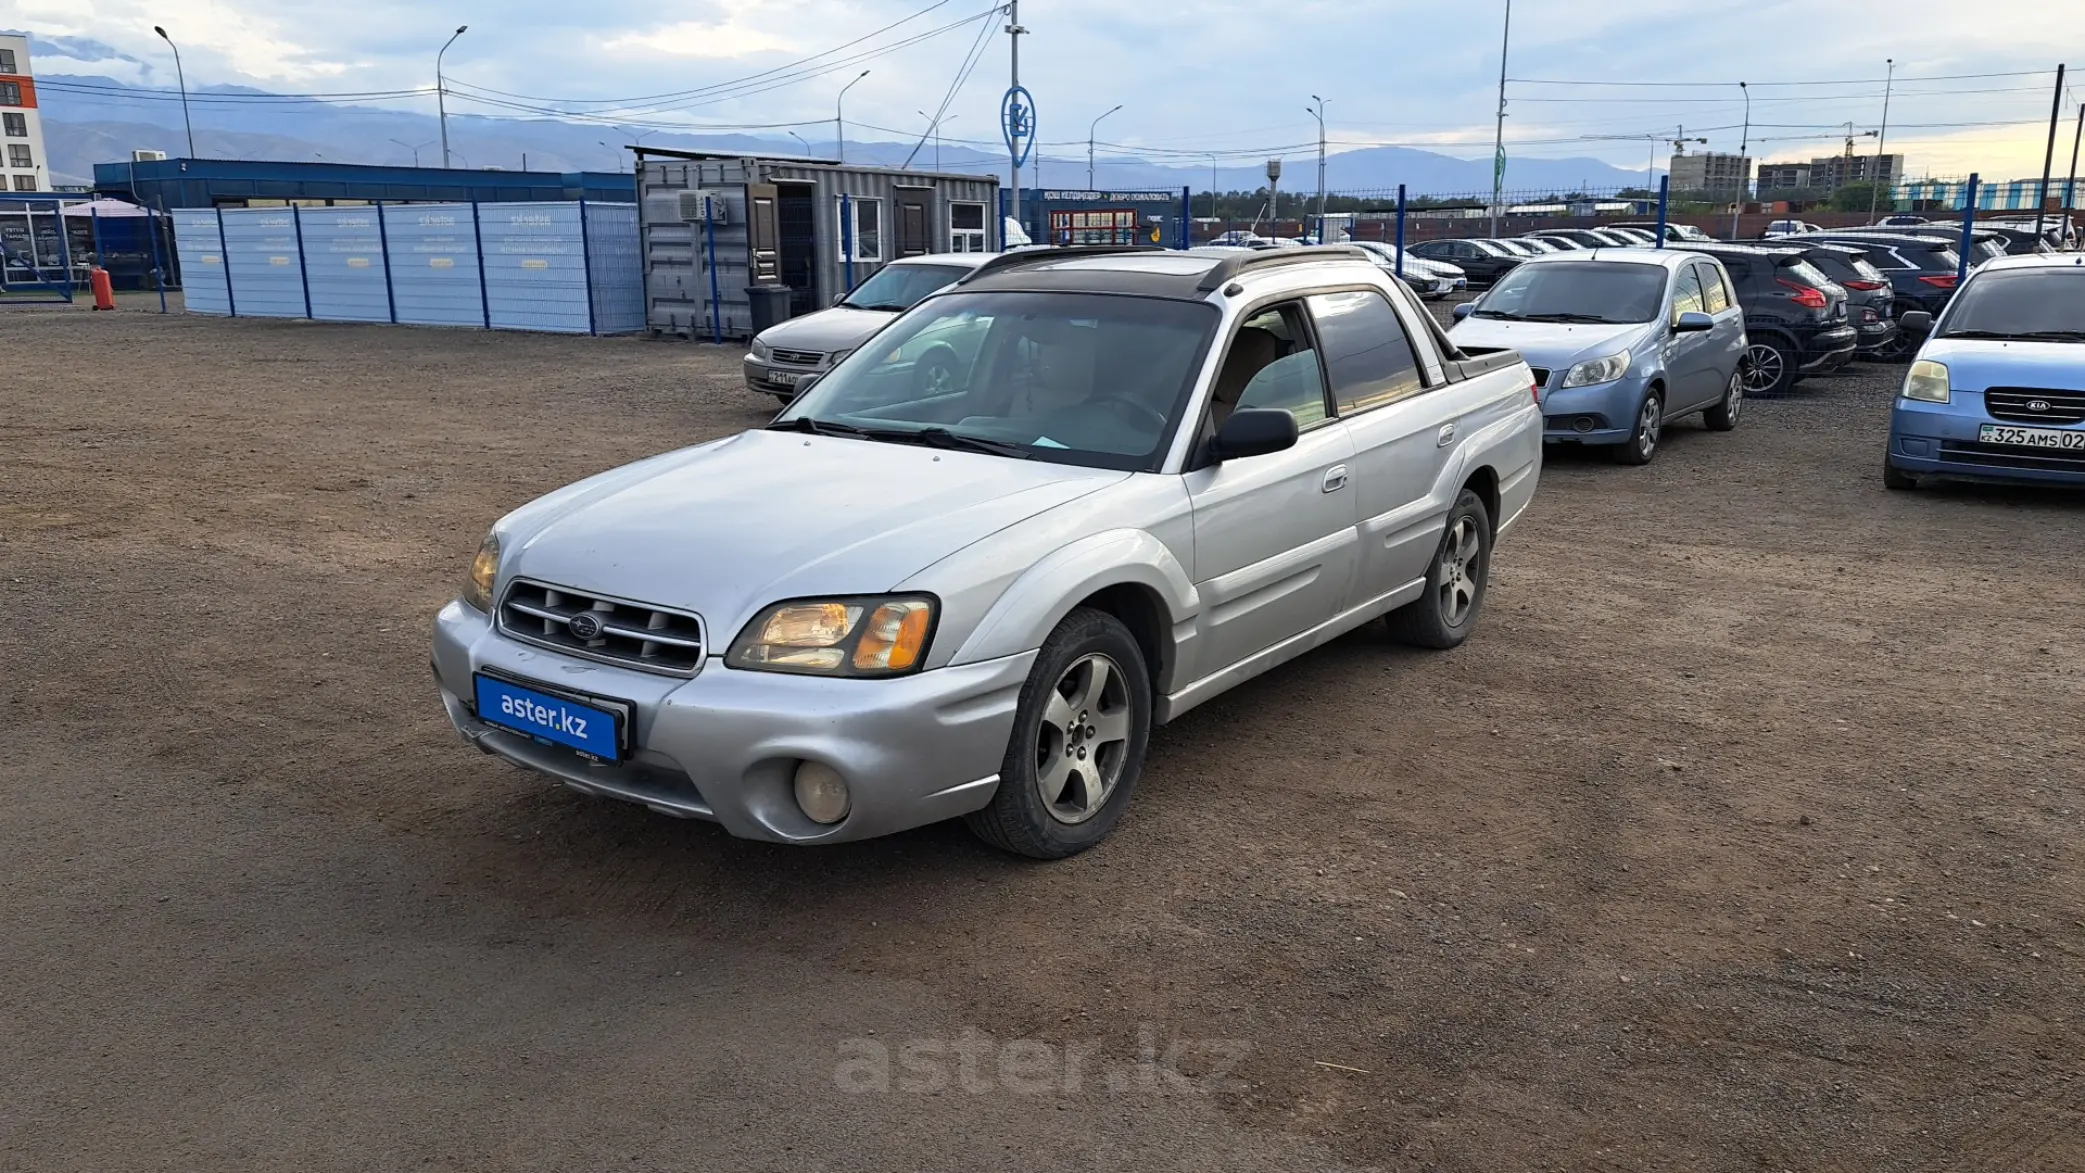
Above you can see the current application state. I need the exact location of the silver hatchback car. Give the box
[434,246,1544,858]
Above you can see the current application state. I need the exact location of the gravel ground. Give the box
[4,301,2083,1173]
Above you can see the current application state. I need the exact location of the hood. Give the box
[1919,338,2085,392]
[501,430,1127,631]
[755,306,895,355]
[1448,317,1652,366]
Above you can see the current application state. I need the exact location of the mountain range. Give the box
[41,74,1656,198]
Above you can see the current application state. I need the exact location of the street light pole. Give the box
[1732,81,1750,240]
[2064,102,2083,229]
[1308,96,1327,231]
[2033,63,2067,243]
[152,27,196,158]
[836,70,870,165]
[437,25,467,169]
[1489,0,1511,237]
[1088,104,1122,190]
[392,138,435,168]
[1869,59,1895,221]
[1207,153,1219,222]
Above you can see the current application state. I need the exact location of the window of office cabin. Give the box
[838,197,883,262]
[0,49,16,74]
[949,202,987,252]
[2,113,24,137]
[12,174,36,191]
[1305,290,1425,415]
[7,144,29,169]
[0,82,22,107]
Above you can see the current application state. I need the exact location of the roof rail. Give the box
[953,245,1169,286]
[1192,245,1373,292]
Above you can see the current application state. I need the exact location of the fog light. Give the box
[1574,416,1596,433]
[793,761,851,825]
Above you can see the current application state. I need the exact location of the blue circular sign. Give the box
[1001,86,1037,169]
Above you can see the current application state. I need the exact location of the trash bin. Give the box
[746,285,794,334]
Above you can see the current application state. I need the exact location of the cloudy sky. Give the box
[5,0,2078,180]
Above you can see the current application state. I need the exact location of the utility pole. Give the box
[1489,0,1512,237]
[1007,0,1027,246]
[1309,96,1327,233]
[1088,104,1122,190]
[1732,82,1750,240]
[2034,63,2067,242]
[1869,59,1895,221]
[437,25,467,169]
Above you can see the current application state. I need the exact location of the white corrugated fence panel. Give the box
[171,210,230,315]
[299,207,391,323]
[383,203,487,328]
[479,202,591,333]
[218,209,306,318]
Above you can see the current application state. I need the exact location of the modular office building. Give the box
[634,147,1000,340]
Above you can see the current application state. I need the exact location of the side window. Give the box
[1306,289,1425,415]
[1697,264,1731,313]
[1668,265,1707,322]
[1214,304,1331,429]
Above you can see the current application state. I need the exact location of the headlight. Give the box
[826,348,853,368]
[727,596,935,676]
[1902,359,1950,403]
[462,532,500,612]
[749,337,771,361]
[1562,350,1633,388]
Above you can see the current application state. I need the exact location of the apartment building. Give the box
[1,33,49,192]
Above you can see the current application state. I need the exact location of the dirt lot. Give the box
[4,302,2083,1172]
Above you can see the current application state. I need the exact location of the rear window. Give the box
[1779,259,1832,288]
[1851,257,1888,284]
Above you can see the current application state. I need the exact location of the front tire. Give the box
[1883,455,1919,490]
[1386,490,1492,650]
[1613,388,1663,465]
[965,608,1152,860]
[1704,370,1744,432]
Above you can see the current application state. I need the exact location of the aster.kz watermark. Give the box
[834,1025,1250,1096]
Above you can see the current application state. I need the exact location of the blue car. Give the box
[1884,253,2085,490]
[1449,248,1749,464]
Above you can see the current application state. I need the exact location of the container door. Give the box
[897,195,930,258]
[746,183,781,284]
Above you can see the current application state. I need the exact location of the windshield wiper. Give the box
[767,416,869,437]
[905,427,1034,460]
[1518,312,1616,323]
[1470,309,1522,319]
[1944,329,2085,342]
[840,301,911,312]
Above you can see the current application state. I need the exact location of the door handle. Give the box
[1436,423,1457,448]
[1321,465,1349,493]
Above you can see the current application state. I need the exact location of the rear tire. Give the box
[1883,456,1919,490]
[1613,388,1663,465]
[1703,370,1744,432]
[1741,340,1797,398]
[964,608,1152,860]
[1386,490,1492,650]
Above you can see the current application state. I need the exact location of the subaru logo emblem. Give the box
[567,612,604,640]
[2027,399,2053,413]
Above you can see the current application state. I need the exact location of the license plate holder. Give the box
[1980,423,2085,451]
[765,370,802,388]
[473,672,629,763]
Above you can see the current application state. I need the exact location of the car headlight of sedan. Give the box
[462,531,500,613]
[825,348,853,368]
[1902,359,1950,403]
[1561,350,1632,388]
[728,596,936,676]
[749,337,772,361]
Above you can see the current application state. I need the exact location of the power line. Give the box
[1505,69,2055,87]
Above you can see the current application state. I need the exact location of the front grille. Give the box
[1985,388,2085,426]
[768,348,825,367]
[1939,442,2085,473]
[498,580,706,676]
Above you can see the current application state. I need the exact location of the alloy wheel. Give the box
[919,358,956,396]
[1438,515,1485,627]
[1034,653,1132,825]
[1741,344,1785,395]
[1636,396,1662,459]
[1723,373,1744,424]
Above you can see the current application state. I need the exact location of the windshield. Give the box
[775,291,1219,470]
[1473,261,1667,324]
[839,263,974,312]
[1939,268,2085,340]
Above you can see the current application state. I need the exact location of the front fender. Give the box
[946,529,1200,687]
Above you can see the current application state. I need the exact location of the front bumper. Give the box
[1538,372,1650,445]
[1888,400,2085,487]
[433,601,1031,844]
[742,354,825,398]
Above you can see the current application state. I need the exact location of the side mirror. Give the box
[1212,408,1299,461]
[1898,310,1933,335]
[1452,302,1477,320]
[1672,310,1714,333]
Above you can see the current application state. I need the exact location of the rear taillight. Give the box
[1919,274,1959,289]
[1777,277,1829,309]
[1843,280,1886,291]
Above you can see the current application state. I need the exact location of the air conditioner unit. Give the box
[132,149,168,162]
[679,189,729,223]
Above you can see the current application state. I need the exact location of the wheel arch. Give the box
[1460,465,1501,539]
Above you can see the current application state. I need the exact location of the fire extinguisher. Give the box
[89,266,116,311]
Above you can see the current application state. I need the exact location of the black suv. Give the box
[1777,242,1902,360]
[1794,231,1966,320]
[1672,242,1857,395]
[1407,238,1523,286]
